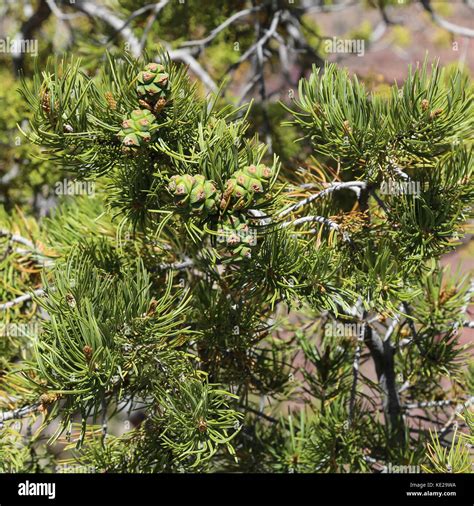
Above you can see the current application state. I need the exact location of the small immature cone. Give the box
[117,109,157,148]
[41,89,53,118]
[154,97,167,115]
[66,293,76,308]
[136,62,171,106]
[221,163,273,211]
[197,418,207,433]
[430,108,443,120]
[83,345,93,361]
[104,92,117,110]
[168,174,219,216]
[39,392,59,412]
[219,213,255,260]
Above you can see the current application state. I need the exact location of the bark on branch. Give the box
[364,324,406,445]
[12,0,51,74]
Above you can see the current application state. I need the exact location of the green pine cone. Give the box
[221,164,273,210]
[117,109,156,147]
[137,63,171,104]
[168,174,219,216]
[243,163,273,182]
[219,214,255,260]
[234,170,264,194]
[196,179,220,214]
[169,174,196,197]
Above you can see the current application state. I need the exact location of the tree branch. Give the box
[402,399,454,410]
[364,324,405,444]
[349,321,365,424]
[139,0,170,52]
[232,10,282,69]
[420,0,474,38]
[438,396,474,439]
[0,288,46,312]
[11,0,51,74]
[278,181,366,219]
[74,0,142,57]
[0,229,35,250]
[158,259,193,271]
[180,7,260,49]
[297,0,358,14]
[164,49,217,93]
[0,403,40,428]
[44,0,83,21]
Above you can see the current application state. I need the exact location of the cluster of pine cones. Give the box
[167,164,273,259]
[116,63,274,259]
[117,62,170,148]
[167,163,273,217]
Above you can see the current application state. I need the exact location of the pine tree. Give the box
[2,0,472,214]
[0,49,472,474]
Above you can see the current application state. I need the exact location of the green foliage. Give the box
[0,69,60,213]
[0,425,31,473]
[154,378,242,468]
[287,61,472,177]
[1,52,472,475]
[423,409,474,473]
